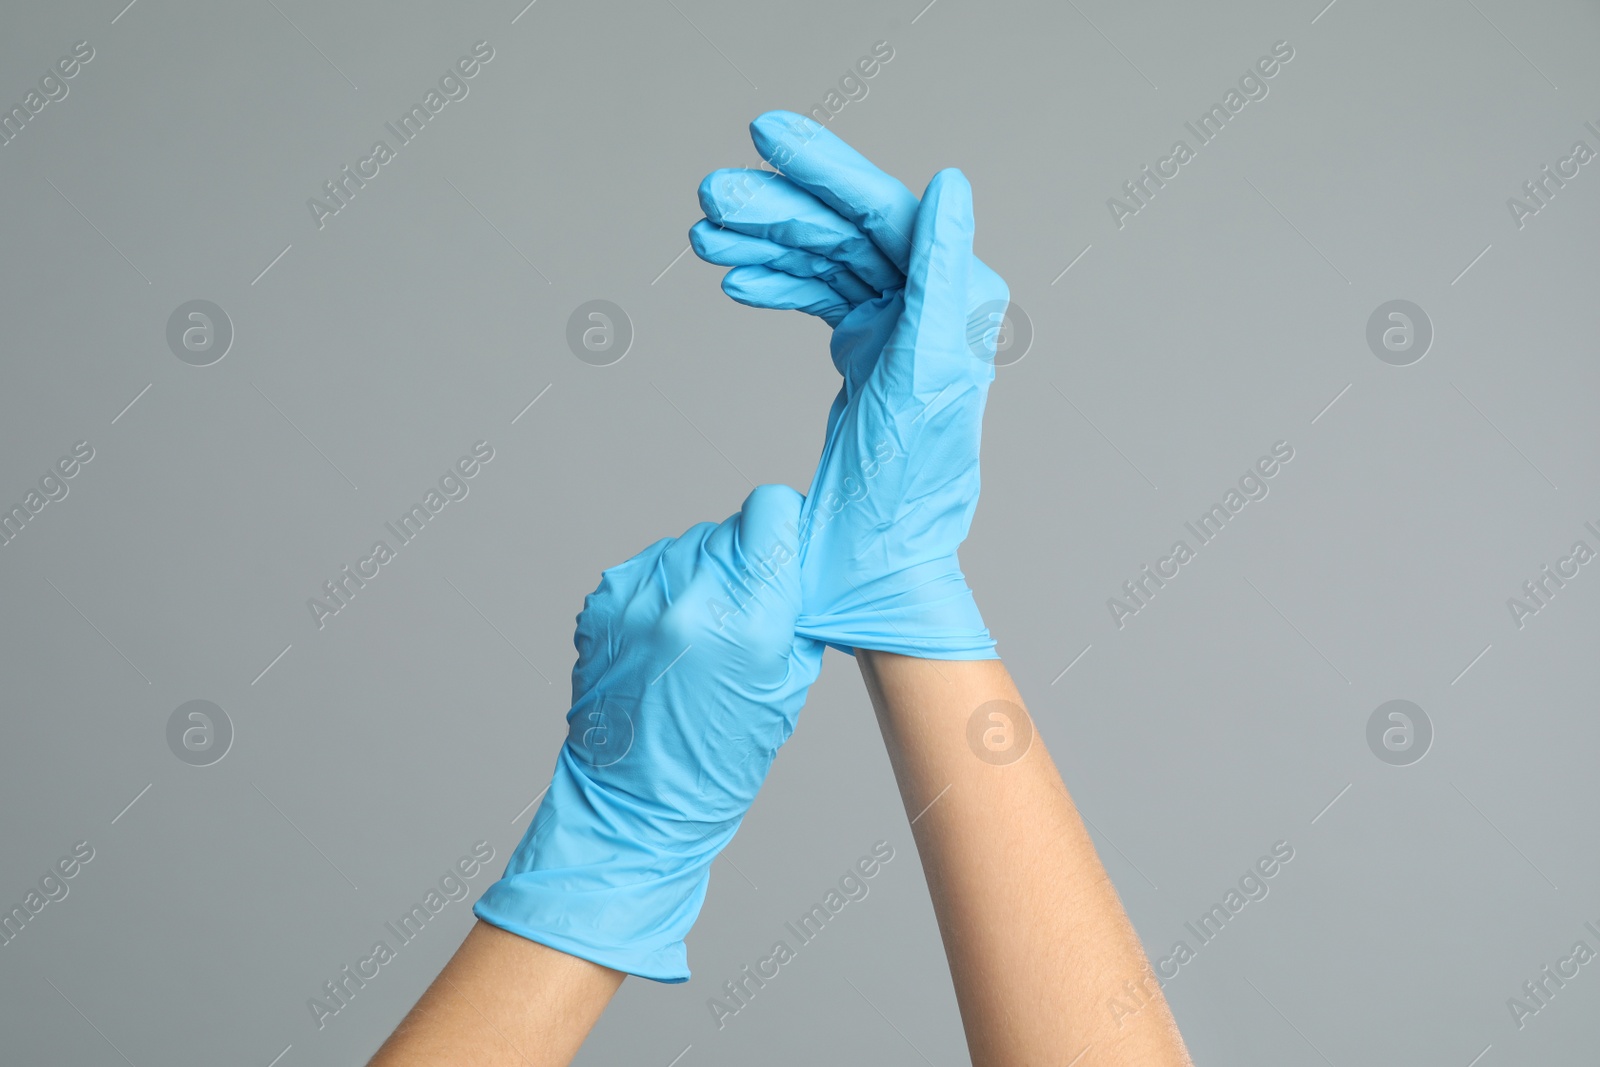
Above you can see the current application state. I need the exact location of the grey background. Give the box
[2,0,1597,1063]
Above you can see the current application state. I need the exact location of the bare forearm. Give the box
[368,921,624,1067]
[856,650,1191,1066]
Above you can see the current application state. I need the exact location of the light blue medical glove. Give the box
[690,114,1008,659]
[474,484,823,982]
[688,110,1008,327]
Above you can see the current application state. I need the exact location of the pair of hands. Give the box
[474,113,1010,980]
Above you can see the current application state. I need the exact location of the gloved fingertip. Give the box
[688,218,721,259]
[923,168,975,237]
[719,265,765,305]
[751,109,812,128]
[699,167,780,224]
[696,170,727,221]
[736,484,805,571]
[750,110,820,144]
[749,111,825,169]
[739,483,805,536]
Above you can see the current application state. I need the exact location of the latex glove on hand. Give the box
[690,112,1009,659]
[474,484,822,982]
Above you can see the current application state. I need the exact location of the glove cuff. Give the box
[474,873,701,982]
[796,557,996,658]
[473,748,738,983]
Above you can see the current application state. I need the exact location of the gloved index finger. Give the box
[749,111,920,272]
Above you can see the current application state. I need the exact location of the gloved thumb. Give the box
[731,482,804,608]
[883,168,975,395]
[695,484,806,646]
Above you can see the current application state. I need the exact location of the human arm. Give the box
[369,484,823,1064]
[858,651,1192,1066]
[367,922,622,1066]
[690,112,1193,1064]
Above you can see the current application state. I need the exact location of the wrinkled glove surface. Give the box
[475,484,823,981]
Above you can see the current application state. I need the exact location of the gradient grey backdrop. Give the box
[3,0,1598,1063]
